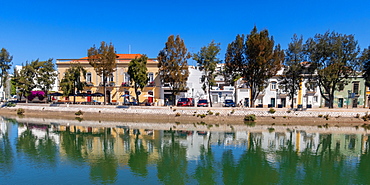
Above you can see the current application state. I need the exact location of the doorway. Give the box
[338,98,343,108]
[106,90,111,104]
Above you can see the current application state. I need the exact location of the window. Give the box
[124,73,130,83]
[353,82,359,94]
[148,72,154,82]
[314,96,318,103]
[271,82,277,90]
[86,72,92,82]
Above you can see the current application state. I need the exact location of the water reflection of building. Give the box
[11,121,370,162]
[56,125,160,165]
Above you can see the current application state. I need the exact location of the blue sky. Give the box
[1,0,369,66]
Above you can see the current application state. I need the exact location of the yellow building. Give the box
[56,54,160,105]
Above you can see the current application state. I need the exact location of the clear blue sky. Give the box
[1,0,369,66]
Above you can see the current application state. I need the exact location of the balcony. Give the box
[99,82,115,87]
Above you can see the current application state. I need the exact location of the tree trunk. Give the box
[208,85,212,107]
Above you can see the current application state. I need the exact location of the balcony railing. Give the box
[99,82,115,87]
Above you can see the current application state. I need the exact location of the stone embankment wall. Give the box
[11,103,370,118]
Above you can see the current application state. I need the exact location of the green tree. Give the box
[279,34,305,108]
[304,31,360,108]
[13,62,37,103]
[224,34,244,86]
[158,35,191,105]
[193,40,221,107]
[361,46,370,87]
[0,48,13,99]
[60,63,87,103]
[36,59,57,102]
[87,41,117,104]
[225,26,284,107]
[128,55,148,103]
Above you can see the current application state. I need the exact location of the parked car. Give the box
[197,99,208,107]
[223,99,236,107]
[177,98,194,106]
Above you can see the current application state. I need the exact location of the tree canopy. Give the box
[225,26,284,107]
[361,46,370,87]
[157,35,190,104]
[193,40,221,107]
[87,41,117,104]
[128,55,149,103]
[304,31,360,108]
[60,62,87,103]
[279,34,305,108]
[0,48,13,98]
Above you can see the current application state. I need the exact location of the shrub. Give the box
[244,114,256,121]
[287,110,291,113]
[17,108,25,115]
[268,108,276,114]
[268,127,275,133]
[215,112,220,116]
[355,114,360,118]
[207,110,214,115]
[230,110,235,114]
[75,110,83,116]
[318,114,323,118]
[175,112,181,117]
[5,102,16,107]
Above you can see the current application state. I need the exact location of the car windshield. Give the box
[225,100,233,103]
[198,100,207,103]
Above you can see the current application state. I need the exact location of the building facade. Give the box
[56,54,160,105]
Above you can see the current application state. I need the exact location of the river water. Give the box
[1,116,370,184]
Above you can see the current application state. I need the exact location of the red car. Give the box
[197,99,208,107]
[177,98,194,106]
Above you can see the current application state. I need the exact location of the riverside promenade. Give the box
[6,103,370,118]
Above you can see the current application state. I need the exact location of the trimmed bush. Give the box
[175,112,181,117]
[268,108,276,114]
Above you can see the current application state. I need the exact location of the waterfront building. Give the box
[330,75,366,108]
[56,54,160,105]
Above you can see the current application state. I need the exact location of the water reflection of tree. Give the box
[89,128,118,184]
[128,132,149,177]
[194,143,216,184]
[300,134,349,185]
[357,134,370,184]
[16,126,58,167]
[157,130,188,185]
[0,131,13,173]
[60,129,87,164]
